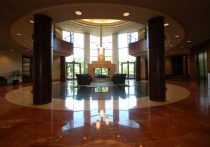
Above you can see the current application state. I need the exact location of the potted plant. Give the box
[9,70,21,84]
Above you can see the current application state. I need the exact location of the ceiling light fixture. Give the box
[98,26,104,55]
[187,40,191,43]
[170,44,173,47]
[164,23,170,27]
[82,19,121,24]
[175,35,180,38]
[29,20,34,23]
[26,50,30,52]
[123,12,130,17]
[10,49,14,52]
[75,11,82,16]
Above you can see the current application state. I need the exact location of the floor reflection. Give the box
[5,80,190,131]
[62,106,141,131]
[53,80,148,100]
[53,80,146,130]
[52,80,148,111]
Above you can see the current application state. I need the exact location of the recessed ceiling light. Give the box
[82,19,121,24]
[164,23,170,27]
[123,12,130,17]
[175,35,180,38]
[187,40,191,43]
[75,11,82,16]
[10,49,14,52]
[29,20,34,23]
[16,33,22,36]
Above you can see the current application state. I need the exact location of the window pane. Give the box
[90,57,98,63]
[105,57,112,62]
[66,55,74,62]
[74,48,84,62]
[90,35,100,43]
[118,33,128,48]
[105,50,112,56]
[103,43,112,49]
[118,48,128,62]
[90,43,99,49]
[90,49,98,56]
[131,32,138,43]
[64,36,70,42]
[62,31,70,40]
[90,35,100,60]
[74,33,84,48]
[103,36,112,42]
[128,55,136,62]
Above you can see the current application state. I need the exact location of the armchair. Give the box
[0,76,7,85]
[111,74,127,84]
[76,74,92,85]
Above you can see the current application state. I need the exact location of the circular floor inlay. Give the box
[5,83,190,111]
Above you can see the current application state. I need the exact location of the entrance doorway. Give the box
[66,62,81,80]
[171,54,188,76]
[120,61,136,79]
[196,51,208,85]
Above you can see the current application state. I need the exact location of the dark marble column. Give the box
[60,56,66,82]
[33,14,52,105]
[148,16,166,101]
[136,56,141,81]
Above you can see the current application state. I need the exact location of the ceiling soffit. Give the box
[9,3,185,51]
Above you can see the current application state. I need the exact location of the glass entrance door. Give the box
[121,62,136,79]
[66,62,81,79]
[196,51,207,85]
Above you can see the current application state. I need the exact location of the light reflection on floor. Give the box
[5,80,190,129]
[56,80,143,129]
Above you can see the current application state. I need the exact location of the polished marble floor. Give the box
[0,80,210,147]
[5,80,190,110]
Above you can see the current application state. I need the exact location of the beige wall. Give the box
[0,50,22,79]
[52,55,60,81]
[0,50,61,81]
[54,26,63,39]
